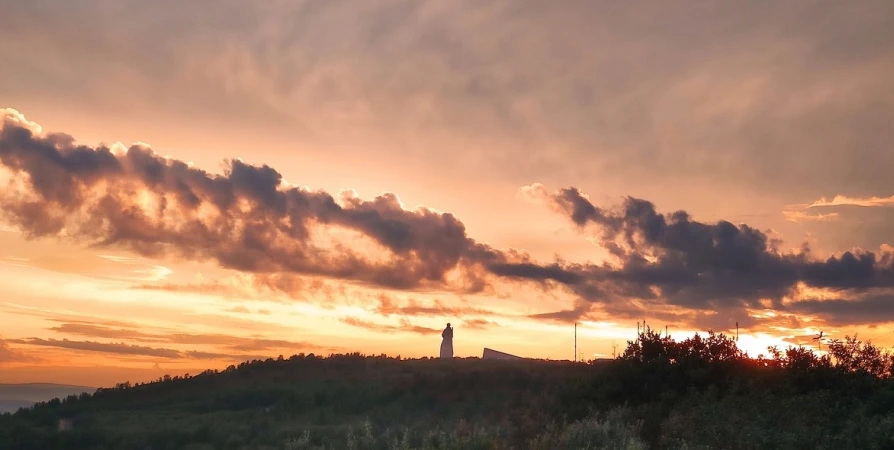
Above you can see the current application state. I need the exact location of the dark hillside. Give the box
[2,333,894,450]
[0,355,595,450]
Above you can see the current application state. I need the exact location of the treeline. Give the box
[559,330,894,449]
[1,334,893,449]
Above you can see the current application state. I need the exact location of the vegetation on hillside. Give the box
[1,331,893,449]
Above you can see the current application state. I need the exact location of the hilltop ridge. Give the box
[2,333,893,449]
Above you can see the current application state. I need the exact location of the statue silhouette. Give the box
[440,323,454,359]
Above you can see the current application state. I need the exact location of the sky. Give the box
[1,0,893,387]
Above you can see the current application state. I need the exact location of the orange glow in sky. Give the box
[2,1,894,388]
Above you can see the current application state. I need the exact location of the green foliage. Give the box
[553,409,646,450]
[2,333,893,449]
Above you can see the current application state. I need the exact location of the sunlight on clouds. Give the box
[1,257,30,267]
[109,141,128,156]
[0,1,893,389]
[97,255,172,282]
[790,282,847,301]
[1,250,173,284]
[576,320,641,341]
[306,223,393,267]
[0,107,41,133]
[748,309,778,319]
[0,303,58,339]
[736,333,790,357]
[516,182,552,206]
[782,209,839,223]
[809,194,894,208]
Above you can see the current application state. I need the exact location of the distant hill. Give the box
[0,400,32,414]
[0,383,95,413]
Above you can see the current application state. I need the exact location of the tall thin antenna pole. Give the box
[574,322,578,362]
[736,322,739,341]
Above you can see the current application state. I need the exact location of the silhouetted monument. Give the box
[482,348,523,360]
[440,323,454,358]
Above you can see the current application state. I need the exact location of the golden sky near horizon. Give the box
[1,1,894,387]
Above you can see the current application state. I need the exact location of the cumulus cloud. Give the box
[0,109,506,292]
[513,184,894,324]
[4,108,894,331]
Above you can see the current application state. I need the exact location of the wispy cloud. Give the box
[10,337,268,362]
[528,302,594,324]
[372,294,501,319]
[782,210,839,223]
[48,322,327,354]
[5,1,892,204]
[780,193,894,222]
[49,323,157,341]
[97,255,173,282]
[808,194,894,208]
[133,273,345,303]
[224,305,270,315]
[0,338,37,363]
[340,317,440,335]
[460,319,500,330]
[11,338,183,359]
[1,253,173,283]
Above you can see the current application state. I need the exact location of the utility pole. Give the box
[574,322,578,362]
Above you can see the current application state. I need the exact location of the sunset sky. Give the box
[1,1,894,387]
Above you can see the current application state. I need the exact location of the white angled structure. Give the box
[482,348,524,360]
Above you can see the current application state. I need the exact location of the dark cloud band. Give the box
[513,184,894,322]
[4,109,894,329]
[0,109,504,292]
